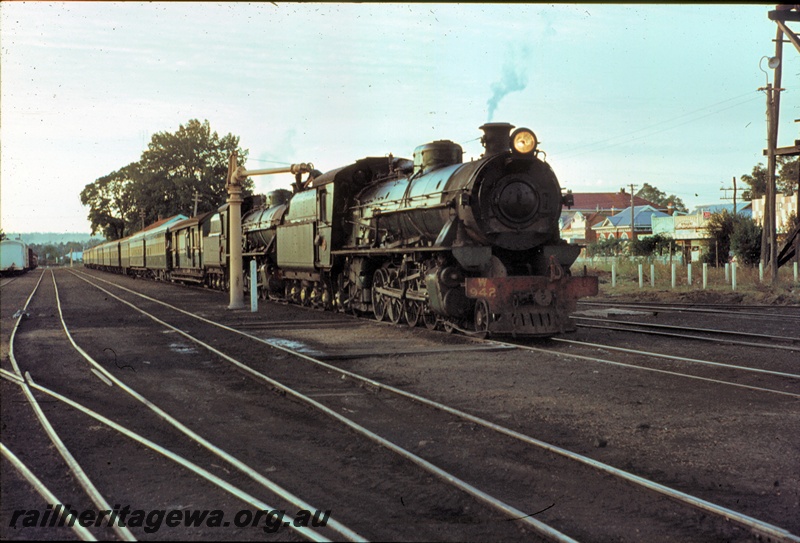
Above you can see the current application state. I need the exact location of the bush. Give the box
[702,210,762,266]
[730,219,762,265]
[629,233,673,257]
[587,237,624,257]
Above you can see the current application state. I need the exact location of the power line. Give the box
[552,91,762,160]
[247,157,293,165]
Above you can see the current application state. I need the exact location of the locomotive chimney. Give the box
[479,122,514,156]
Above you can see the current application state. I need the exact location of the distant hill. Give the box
[4,233,103,245]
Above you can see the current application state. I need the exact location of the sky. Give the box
[1,2,798,234]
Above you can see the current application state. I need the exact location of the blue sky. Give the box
[1,3,798,233]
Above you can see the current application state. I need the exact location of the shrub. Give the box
[730,219,762,266]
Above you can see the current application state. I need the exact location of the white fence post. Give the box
[638,263,643,288]
[612,261,616,288]
[671,262,676,289]
[702,263,708,289]
[687,263,692,286]
[650,263,655,287]
[732,262,737,291]
[759,261,764,283]
[725,262,730,283]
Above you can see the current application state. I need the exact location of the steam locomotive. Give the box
[85,122,597,336]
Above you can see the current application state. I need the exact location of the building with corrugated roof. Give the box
[560,190,662,245]
[591,205,670,240]
[651,203,753,263]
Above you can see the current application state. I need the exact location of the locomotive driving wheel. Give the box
[422,308,438,330]
[386,271,403,325]
[371,268,388,321]
[402,278,423,327]
[318,279,334,311]
[336,274,356,314]
[473,298,491,338]
[403,300,422,328]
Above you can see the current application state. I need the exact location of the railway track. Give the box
[571,316,800,351]
[2,270,363,541]
[56,268,800,542]
[578,300,800,318]
[0,276,19,288]
[3,270,567,541]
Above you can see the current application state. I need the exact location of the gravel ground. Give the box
[1,267,797,541]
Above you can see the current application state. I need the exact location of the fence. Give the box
[579,257,799,291]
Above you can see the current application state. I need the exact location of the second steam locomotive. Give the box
[85,122,598,336]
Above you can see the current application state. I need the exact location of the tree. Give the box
[702,210,737,266]
[134,119,252,226]
[81,119,251,240]
[778,156,798,196]
[740,164,768,201]
[636,183,687,213]
[80,163,138,239]
[587,237,624,257]
[741,157,798,200]
[730,219,762,266]
[0,230,5,241]
[702,210,761,266]
[629,233,673,257]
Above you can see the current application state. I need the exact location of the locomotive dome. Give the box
[413,140,462,174]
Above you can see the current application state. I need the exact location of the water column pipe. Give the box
[226,154,314,310]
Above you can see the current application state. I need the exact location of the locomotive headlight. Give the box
[511,128,537,155]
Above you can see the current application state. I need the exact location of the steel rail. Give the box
[49,272,364,543]
[7,270,46,376]
[575,322,800,352]
[503,340,800,399]
[0,276,19,288]
[6,271,135,540]
[72,270,800,542]
[1,371,332,543]
[578,300,800,319]
[552,338,800,380]
[1,442,97,541]
[573,316,800,343]
[68,270,577,543]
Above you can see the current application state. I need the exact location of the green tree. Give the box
[80,163,138,239]
[134,119,252,226]
[702,210,737,266]
[587,237,624,257]
[636,183,687,213]
[730,218,762,266]
[629,233,673,257]
[81,119,251,240]
[778,156,798,196]
[741,164,768,201]
[702,210,762,266]
[741,157,798,200]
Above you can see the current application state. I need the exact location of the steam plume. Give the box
[486,47,530,122]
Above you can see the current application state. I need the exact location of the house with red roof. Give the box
[560,190,660,245]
